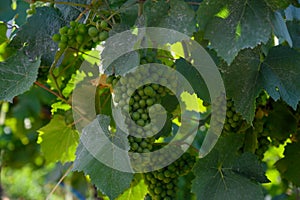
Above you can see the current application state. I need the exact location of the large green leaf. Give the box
[158,0,196,36]
[192,134,266,200]
[197,0,272,64]
[116,176,148,200]
[143,0,169,27]
[143,0,196,36]
[271,11,293,46]
[119,0,138,27]
[287,20,300,48]
[73,115,133,199]
[275,142,300,187]
[219,48,263,123]
[55,0,89,22]
[220,46,300,122]
[9,7,65,63]
[0,50,40,102]
[262,46,300,110]
[285,4,300,20]
[37,115,79,163]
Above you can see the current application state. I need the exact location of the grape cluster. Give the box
[253,92,271,159]
[140,50,160,64]
[144,152,195,200]
[223,100,244,133]
[255,135,270,160]
[107,66,177,153]
[52,20,109,51]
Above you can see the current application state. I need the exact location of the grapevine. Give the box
[0,0,300,200]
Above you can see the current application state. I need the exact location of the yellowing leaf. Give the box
[37,115,79,163]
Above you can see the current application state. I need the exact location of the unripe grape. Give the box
[59,26,68,35]
[100,20,108,29]
[52,34,60,42]
[99,31,109,41]
[88,26,99,37]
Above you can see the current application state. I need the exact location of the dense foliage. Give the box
[0,0,300,199]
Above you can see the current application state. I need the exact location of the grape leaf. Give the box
[158,0,196,36]
[271,11,293,47]
[116,177,148,200]
[220,45,300,122]
[0,50,40,102]
[287,20,300,48]
[197,0,272,64]
[219,48,263,123]
[55,0,89,22]
[9,7,65,64]
[73,115,133,199]
[37,115,79,163]
[275,142,300,187]
[233,152,270,183]
[143,0,196,36]
[192,134,265,200]
[262,46,300,110]
[285,4,300,20]
[119,0,138,27]
[143,0,170,27]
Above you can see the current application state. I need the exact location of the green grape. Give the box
[67,28,75,36]
[99,31,109,41]
[255,135,270,160]
[59,26,68,35]
[58,42,67,49]
[76,35,84,44]
[60,35,68,43]
[100,20,108,29]
[223,99,244,133]
[144,152,196,200]
[88,26,99,37]
[78,24,87,34]
[52,34,60,42]
[70,21,77,27]
[144,86,155,97]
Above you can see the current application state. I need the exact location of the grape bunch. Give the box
[106,66,177,153]
[52,19,109,51]
[144,152,196,200]
[253,92,271,160]
[106,51,196,198]
[140,50,160,64]
[223,99,244,133]
[255,134,270,160]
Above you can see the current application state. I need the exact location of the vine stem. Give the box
[46,164,73,200]
[34,81,68,103]
[34,81,92,125]
[49,49,65,97]
[138,0,146,17]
